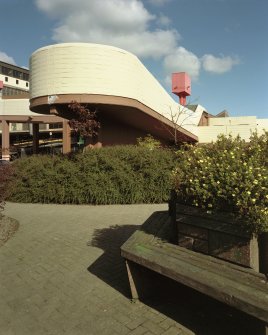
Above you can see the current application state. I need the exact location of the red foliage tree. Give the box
[68,101,100,139]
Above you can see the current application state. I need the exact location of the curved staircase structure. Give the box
[30,43,198,144]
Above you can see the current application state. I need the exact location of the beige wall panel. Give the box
[0,99,42,116]
[257,119,268,135]
[209,116,256,126]
[198,126,226,143]
[198,123,267,143]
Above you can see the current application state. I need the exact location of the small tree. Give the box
[68,101,100,147]
[158,100,199,146]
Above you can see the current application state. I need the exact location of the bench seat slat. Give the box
[152,237,268,290]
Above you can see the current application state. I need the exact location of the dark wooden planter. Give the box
[169,193,266,273]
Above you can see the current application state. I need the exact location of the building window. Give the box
[2,86,28,96]
[5,77,8,82]
[23,73,29,81]
[16,79,19,84]
[26,82,29,87]
[13,70,22,79]
[49,122,62,129]
[1,66,12,76]
[0,65,29,80]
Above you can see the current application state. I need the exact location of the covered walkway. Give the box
[0,98,72,160]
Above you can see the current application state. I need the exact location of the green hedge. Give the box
[0,164,14,215]
[9,146,176,204]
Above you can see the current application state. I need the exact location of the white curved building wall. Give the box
[30,43,200,135]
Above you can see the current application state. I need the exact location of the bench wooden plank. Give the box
[153,238,267,289]
[121,212,268,327]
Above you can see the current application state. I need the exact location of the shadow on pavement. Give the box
[139,267,262,335]
[88,223,139,297]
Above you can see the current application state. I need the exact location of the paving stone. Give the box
[111,320,131,335]
[126,317,147,330]
[162,327,184,335]
[128,325,148,335]
[158,319,175,330]
[114,312,133,325]
[142,320,165,335]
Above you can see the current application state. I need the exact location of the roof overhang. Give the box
[30,94,198,143]
[0,115,64,123]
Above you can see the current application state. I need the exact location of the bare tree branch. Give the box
[157,98,199,146]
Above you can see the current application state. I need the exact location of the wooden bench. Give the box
[121,211,268,334]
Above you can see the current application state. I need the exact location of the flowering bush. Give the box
[172,132,268,234]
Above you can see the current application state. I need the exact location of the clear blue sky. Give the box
[1,0,267,118]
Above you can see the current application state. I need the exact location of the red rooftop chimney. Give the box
[172,72,191,106]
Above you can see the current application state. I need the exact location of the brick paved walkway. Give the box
[0,203,262,335]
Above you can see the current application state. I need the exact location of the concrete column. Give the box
[32,123,39,154]
[95,121,102,147]
[1,120,10,161]
[62,120,71,154]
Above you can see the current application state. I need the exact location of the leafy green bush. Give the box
[137,134,161,150]
[0,163,14,216]
[9,146,176,205]
[172,133,268,234]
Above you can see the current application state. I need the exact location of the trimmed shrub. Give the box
[0,163,14,215]
[172,133,268,234]
[9,145,176,205]
[137,134,161,150]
